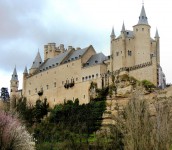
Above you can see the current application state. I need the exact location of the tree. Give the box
[114,87,172,150]
[0,110,35,150]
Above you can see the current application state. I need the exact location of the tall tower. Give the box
[110,27,115,72]
[133,4,151,64]
[10,66,19,109]
[22,66,28,96]
[154,29,160,65]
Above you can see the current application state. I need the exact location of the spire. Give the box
[138,5,149,25]
[23,66,28,74]
[155,28,160,38]
[31,51,42,69]
[121,22,125,32]
[110,26,115,38]
[11,66,18,81]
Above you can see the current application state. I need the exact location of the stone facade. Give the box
[10,5,166,107]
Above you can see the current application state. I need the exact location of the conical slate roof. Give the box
[155,29,160,38]
[31,51,42,69]
[121,22,125,32]
[11,66,18,81]
[23,66,28,74]
[111,27,115,37]
[138,5,149,25]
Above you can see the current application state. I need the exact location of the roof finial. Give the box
[142,0,144,5]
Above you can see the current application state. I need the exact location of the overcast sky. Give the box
[0,0,172,90]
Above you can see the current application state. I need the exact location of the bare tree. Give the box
[114,87,172,150]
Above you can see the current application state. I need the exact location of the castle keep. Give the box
[10,5,166,106]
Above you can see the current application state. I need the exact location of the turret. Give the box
[10,66,19,108]
[22,66,28,96]
[29,51,42,74]
[133,4,151,64]
[154,29,160,65]
[121,22,126,39]
[110,27,115,72]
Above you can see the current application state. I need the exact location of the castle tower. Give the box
[10,66,19,109]
[22,66,28,96]
[110,27,115,72]
[44,43,62,61]
[29,51,42,74]
[154,29,160,65]
[121,22,127,67]
[133,4,151,65]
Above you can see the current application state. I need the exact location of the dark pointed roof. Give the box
[31,51,42,69]
[23,66,28,74]
[155,28,160,38]
[138,5,149,25]
[111,27,115,37]
[121,22,125,32]
[11,66,18,81]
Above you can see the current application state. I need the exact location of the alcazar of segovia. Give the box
[10,5,166,106]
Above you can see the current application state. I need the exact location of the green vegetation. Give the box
[141,79,155,92]
[15,87,108,149]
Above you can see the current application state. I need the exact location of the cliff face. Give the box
[102,80,172,127]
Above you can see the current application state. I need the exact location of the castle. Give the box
[10,5,166,106]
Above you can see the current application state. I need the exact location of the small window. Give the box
[84,95,85,99]
[89,75,91,79]
[96,73,98,77]
[35,88,37,93]
[92,75,94,78]
[67,65,68,67]
[82,77,84,81]
[95,60,98,63]
[142,28,144,31]
[54,82,56,87]
[62,81,64,85]
[116,52,119,56]
[76,78,78,81]
[29,90,30,95]
[136,28,138,32]
[85,76,88,80]
[46,85,49,89]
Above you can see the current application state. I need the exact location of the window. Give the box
[62,81,64,85]
[35,88,37,93]
[96,73,98,77]
[46,85,49,89]
[76,78,78,81]
[82,77,84,81]
[116,52,119,56]
[54,82,56,87]
[142,28,144,31]
[29,90,30,95]
[92,75,94,78]
[128,50,132,56]
[84,95,85,99]
[136,28,138,32]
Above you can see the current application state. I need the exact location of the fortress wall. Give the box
[24,58,107,107]
[129,64,156,85]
